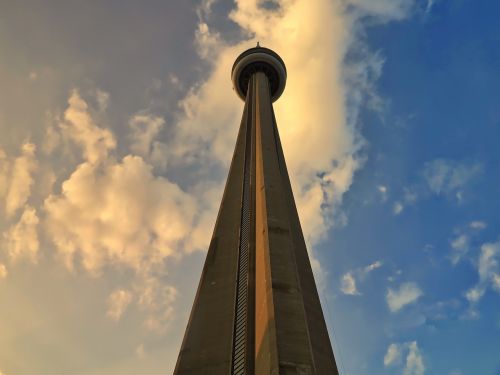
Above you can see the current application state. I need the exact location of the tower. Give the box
[174,46,339,375]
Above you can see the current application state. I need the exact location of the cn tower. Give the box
[174,45,340,375]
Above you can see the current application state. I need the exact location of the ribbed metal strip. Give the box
[231,78,253,375]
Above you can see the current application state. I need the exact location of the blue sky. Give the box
[0,1,499,374]
[325,2,500,374]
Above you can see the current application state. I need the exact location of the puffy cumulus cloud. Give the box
[44,154,197,273]
[3,205,39,263]
[340,260,383,295]
[106,289,133,321]
[41,92,208,329]
[464,241,500,306]
[386,282,423,312]
[0,263,7,279]
[58,90,116,164]
[0,143,38,217]
[43,92,204,275]
[385,341,425,375]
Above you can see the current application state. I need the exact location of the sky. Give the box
[0,0,499,374]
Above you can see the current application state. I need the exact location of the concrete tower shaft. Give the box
[174,47,339,375]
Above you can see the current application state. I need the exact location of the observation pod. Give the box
[232,45,287,102]
[174,45,340,375]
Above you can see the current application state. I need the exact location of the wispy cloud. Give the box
[405,341,425,375]
[0,263,7,279]
[469,221,487,230]
[386,282,423,312]
[425,0,436,13]
[384,343,402,366]
[449,221,487,265]
[464,241,500,310]
[340,260,383,295]
[106,289,133,321]
[378,185,388,202]
[3,205,39,263]
[393,201,404,215]
[391,159,483,215]
[450,234,470,265]
[422,158,482,201]
[0,142,38,217]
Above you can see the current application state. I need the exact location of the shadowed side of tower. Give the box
[174,46,340,375]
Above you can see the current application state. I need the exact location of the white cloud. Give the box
[0,142,38,217]
[404,341,425,375]
[449,221,487,265]
[106,289,133,321]
[387,282,423,312]
[0,263,7,279]
[425,0,436,13]
[41,93,207,328]
[59,90,116,164]
[384,341,425,375]
[136,344,146,359]
[43,94,202,274]
[384,343,402,366]
[128,114,167,169]
[44,155,198,273]
[378,185,388,201]
[465,287,484,303]
[364,260,383,272]
[96,89,110,112]
[341,272,359,295]
[393,201,404,215]
[464,241,500,306]
[346,0,414,21]
[450,234,469,265]
[492,274,500,292]
[340,260,382,295]
[422,159,482,198]
[469,221,486,230]
[136,277,178,333]
[3,205,39,263]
